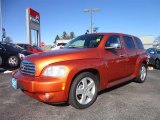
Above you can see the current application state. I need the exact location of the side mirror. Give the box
[105,43,121,50]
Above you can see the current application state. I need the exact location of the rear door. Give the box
[104,35,128,82]
[122,36,138,76]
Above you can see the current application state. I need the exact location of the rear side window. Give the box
[123,36,135,49]
[134,37,144,49]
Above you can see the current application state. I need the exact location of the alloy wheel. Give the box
[140,66,147,81]
[76,77,96,105]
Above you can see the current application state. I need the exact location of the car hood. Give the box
[26,48,100,65]
[21,50,33,56]
[24,48,100,76]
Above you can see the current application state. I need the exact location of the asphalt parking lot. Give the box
[0,68,160,120]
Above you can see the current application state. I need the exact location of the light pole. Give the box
[84,8,99,33]
[0,0,2,41]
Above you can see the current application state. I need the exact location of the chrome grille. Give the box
[20,60,35,76]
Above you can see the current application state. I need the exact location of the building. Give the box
[138,36,154,49]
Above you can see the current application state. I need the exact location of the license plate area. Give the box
[11,78,17,89]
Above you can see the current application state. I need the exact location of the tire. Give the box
[0,56,2,66]
[8,56,19,67]
[69,72,98,109]
[135,64,147,83]
[155,59,160,69]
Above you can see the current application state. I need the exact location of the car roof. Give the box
[84,33,136,37]
[17,43,31,45]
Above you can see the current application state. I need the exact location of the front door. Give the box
[104,35,128,83]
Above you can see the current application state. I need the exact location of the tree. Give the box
[54,35,60,44]
[55,35,60,40]
[62,31,68,39]
[70,32,75,39]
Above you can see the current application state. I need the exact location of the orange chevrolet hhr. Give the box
[12,33,148,109]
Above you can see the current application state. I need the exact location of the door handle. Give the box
[119,54,126,57]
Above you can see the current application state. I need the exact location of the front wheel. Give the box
[135,64,147,83]
[8,56,19,67]
[69,72,98,109]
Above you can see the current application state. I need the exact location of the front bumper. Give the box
[13,70,67,102]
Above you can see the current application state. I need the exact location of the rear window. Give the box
[134,37,144,49]
[123,36,135,49]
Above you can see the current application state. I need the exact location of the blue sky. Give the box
[2,0,160,45]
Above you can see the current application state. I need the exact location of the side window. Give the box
[105,36,122,49]
[123,36,135,49]
[134,37,144,49]
[146,48,151,53]
[23,45,27,49]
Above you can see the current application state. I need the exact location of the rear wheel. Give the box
[155,59,160,69]
[0,56,2,66]
[8,56,19,67]
[135,64,147,83]
[69,72,98,109]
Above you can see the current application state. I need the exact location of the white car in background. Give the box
[51,43,67,50]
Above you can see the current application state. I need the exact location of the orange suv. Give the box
[12,33,148,109]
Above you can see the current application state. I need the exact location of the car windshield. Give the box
[13,44,24,50]
[156,49,160,54]
[64,34,103,49]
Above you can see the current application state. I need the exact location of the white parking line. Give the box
[4,70,13,74]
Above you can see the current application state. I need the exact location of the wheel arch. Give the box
[67,68,100,101]
[133,59,148,77]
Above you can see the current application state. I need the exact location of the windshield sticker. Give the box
[96,38,100,42]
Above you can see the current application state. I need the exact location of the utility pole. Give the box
[0,0,2,41]
[84,8,99,33]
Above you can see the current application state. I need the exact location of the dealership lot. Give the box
[0,69,160,120]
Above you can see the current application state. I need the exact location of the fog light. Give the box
[45,93,50,99]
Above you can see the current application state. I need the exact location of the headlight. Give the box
[19,53,25,60]
[43,66,68,77]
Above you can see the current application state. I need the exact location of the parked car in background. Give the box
[0,42,33,67]
[17,43,43,53]
[51,43,67,50]
[12,33,148,109]
[146,48,160,69]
